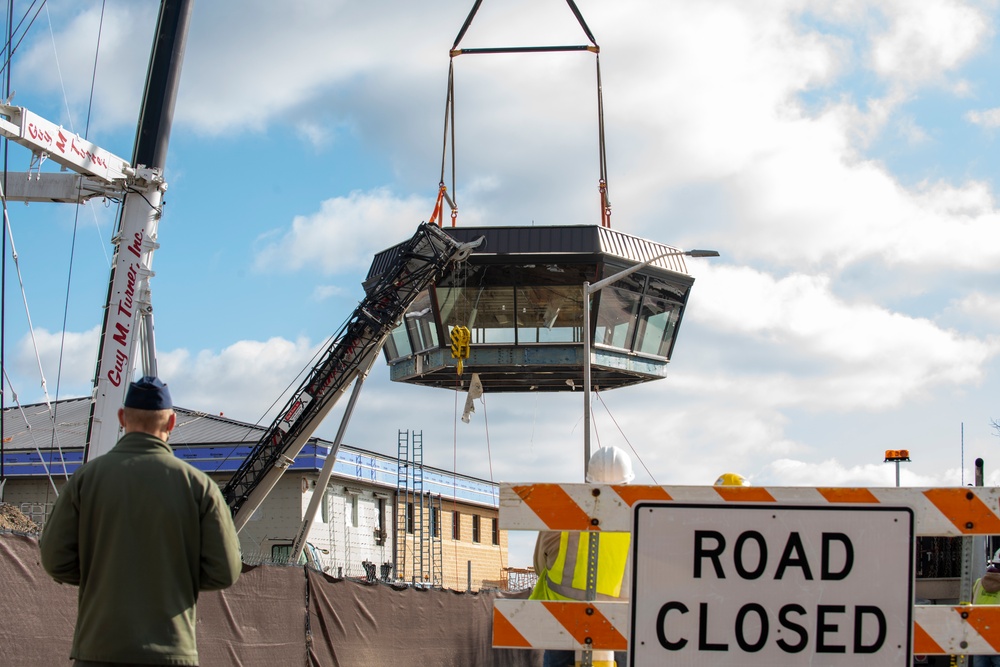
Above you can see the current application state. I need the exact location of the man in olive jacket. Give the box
[40,376,242,666]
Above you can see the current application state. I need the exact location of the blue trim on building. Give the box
[4,442,499,508]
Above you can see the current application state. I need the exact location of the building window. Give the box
[472,515,481,543]
[406,502,415,534]
[431,507,441,538]
[452,511,461,540]
[348,493,359,528]
[271,543,293,563]
[492,517,500,545]
[376,498,387,545]
[321,487,330,524]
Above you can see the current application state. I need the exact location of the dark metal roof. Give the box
[367,224,692,281]
[1,396,262,452]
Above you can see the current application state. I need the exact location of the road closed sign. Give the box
[630,503,914,666]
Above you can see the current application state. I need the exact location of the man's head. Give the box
[118,376,176,439]
[989,549,1000,574]
[586,446,635,484]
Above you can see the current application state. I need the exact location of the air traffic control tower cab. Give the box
[368,224,696,393]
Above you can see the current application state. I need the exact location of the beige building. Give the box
[1,397,511,591]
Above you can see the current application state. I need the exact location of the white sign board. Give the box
[630,503,914,666]
[17,108,130,183]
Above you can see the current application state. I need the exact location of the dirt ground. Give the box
[0,502,39,532]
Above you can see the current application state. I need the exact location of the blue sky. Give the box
[4,0,1000,567]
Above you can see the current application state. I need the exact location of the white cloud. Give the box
[252,188,435,274]
[869,0,989,85]
[686,264,998,410]
[312,285,346,301]
[966,108,1000,129]
[158,336,321,423]
[954,292,1000,326]
[10,327,99,403]
[15,2,156,134]
[760,457,959,487]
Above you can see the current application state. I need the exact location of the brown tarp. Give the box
[0,531,543,666]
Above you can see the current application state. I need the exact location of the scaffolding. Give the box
[431,493,443,586]
[394,429,444,586]
[394,430,409,583]
[413,431,427,584]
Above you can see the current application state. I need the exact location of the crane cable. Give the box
[435,0,613,228]
[429,58,457,228]
[0,0,110,499]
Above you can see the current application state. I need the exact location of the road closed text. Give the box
[630,504,913,667]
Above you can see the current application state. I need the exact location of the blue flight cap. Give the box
[124,376,173,410]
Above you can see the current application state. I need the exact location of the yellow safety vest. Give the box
[530,531,630,601]
[974,578,1000,605]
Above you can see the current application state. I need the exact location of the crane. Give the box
[223,222,481,538]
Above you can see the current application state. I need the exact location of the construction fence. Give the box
[0,531,542,666]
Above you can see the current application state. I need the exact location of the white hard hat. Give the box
[586,446,635,484]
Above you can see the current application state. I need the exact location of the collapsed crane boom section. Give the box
[223,223,480,528]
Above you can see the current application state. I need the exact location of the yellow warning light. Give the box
[884,449,911,462]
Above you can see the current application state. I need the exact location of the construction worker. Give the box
[973,550,1000,667]
[715,471,750,486]
[529,445,634,667]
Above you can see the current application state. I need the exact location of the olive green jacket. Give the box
[40,432,242,665]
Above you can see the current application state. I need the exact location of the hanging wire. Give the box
[440,0,610,228]
[0,0,45,79]
[595,390,658,484]
[430,58,457,227]
[3,368,64,491]
[479,390,506,574]
[50,0,108,467]
[1,179,52,404]
[44,2,77,132]
[595,53,611,228]
[0,1,110,500]
[0,178,73,479]
[451,385,461,586]
[1,0,12,483]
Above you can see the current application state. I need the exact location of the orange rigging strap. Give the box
[429,183,446,227]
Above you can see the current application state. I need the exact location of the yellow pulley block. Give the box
[450,326,471,375]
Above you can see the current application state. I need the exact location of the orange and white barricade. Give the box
[493,483,1000,660]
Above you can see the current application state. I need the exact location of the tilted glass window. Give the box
[595,286,641,349]
[634,296,679,358]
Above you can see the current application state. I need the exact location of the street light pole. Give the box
[582,248,719,479]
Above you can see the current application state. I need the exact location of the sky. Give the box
[3,0,1000,567]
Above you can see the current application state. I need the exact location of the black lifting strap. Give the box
[442,0,612,226]
[451,0,599,54]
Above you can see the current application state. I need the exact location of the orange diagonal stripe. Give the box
[960,606,1000,651]
[542,602,628,651]
[818,488,880,503]
[924,489,1000,534]
[612,485,672,507]
[513,484,593,531]
[714,486,776,502]
[912,621,944,654]
[492,607,533,648]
